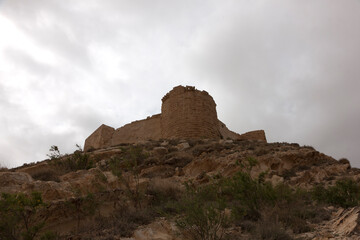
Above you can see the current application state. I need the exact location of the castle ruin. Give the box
[84,85,266,151]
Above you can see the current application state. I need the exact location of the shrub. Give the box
[0,192,52,240]
[276,206,311,234]
[146,179,181,214]
[86,206,155,238]
[65,193,98,233]
[31,169,60,182]
[256,220,292,240]
[176,181,228,240]
[338,158,350,165]
[109,146,148,209]
[221,169,285,221]
[66,151,94,171]
[312,179,360,208]
[217,159,316,234]
[0,163,8,172]
[48,145,94,173]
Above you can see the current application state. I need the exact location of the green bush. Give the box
[66,151,94,171]
[220,169,286,221]
[146,179,181,215]
[174,157,317,238]
[312,179,360,208]
[257,220,293,240]
[0,192,53,240]
[176,182,228,240]
[65,193,98,233]
[109,146,148,209]
[48,145,94,172]
[31,169,60,182]
[87,206,155,238]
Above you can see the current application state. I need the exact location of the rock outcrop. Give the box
[84,86,266,151]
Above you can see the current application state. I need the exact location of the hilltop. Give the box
[1,139,360,239]
[1,86,360,240]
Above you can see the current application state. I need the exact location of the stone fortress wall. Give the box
[111,114,162,146]
[84,85,266,151]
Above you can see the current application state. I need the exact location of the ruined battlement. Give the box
[161,85,210,102]
[84,85,266,151]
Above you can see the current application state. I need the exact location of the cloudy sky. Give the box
[0,0,359,168]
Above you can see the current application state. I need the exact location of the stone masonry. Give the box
[161,86,220,139]
[84,85,266,151]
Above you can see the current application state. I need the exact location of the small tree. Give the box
[47,146,62,160]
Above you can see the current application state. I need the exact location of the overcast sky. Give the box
[0,0,359,168]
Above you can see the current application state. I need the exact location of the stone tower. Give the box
[161,86,221,139]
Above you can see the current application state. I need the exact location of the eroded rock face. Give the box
[60,168,114,194]
[84,86,267,151]
[0,171,73,201]
[0,172,33,192]
[332,207,360,236]
[0,167,120,202]
[17,162,52,177]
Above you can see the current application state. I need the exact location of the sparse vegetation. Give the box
[65,193,98,233]
[109,146,148,209]
[65,150,94,171]
[47,145,94,174]
[176,181,229,240]
[0,192,53,240]
[81,205,155,238]
[256,219,292,240]
[312,178,360,208]
[0,163,8,172]
[31,169,60,182]
[146,178,181,214]
[46,145,62,160]
[3,140,359,239]
[172,157,330,239]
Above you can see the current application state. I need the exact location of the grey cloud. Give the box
[4,48,51,75]
[186,0,360,165]
[0,0,359,168]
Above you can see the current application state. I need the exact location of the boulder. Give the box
[176,142,190,151]
[132,218,181,240]
[60,168,110,194]
[0,172,33,192]
[152,147,168,156]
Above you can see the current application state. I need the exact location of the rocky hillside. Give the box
[1,139,360,240]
